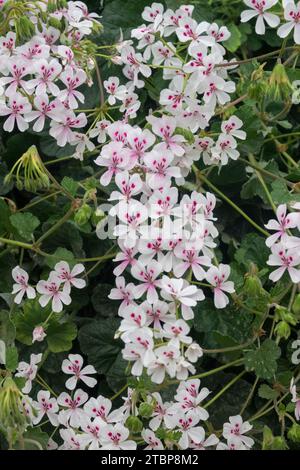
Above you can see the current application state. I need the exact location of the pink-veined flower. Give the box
[11,266,36,304]
[53,261,86,293]
[241,0,280,35]
[61,354,97,390]
[206,264,235,309]
[267,243,300,283]
[36,273,71,313]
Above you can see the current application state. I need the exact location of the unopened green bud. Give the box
[275,321,291,340]
[263,426,288,450]
[243,274,263,298]
[269,62,292,101]
[138,402,153,418]
[288,423,300,443]
[74,204,92,226]
[48,17,63,31]
[125,416,143,434]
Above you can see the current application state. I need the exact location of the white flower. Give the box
[241,0,280,35]
[100,423,137,450]
[267,243,300,283]
[11,266,36,304]
[61,354,97,390]
[223,415,254,448]
[53,261,86,293]
[278,1,300,44]
[37,273,71,313]
[15,353,42,394]
[33,390,59,426]
[206,264,235,309]
[142,429,164,450]
[57,389,88,428]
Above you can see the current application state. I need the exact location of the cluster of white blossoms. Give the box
[265,203,300,283]
[241,0,300,43]
[0,1,100,152]
[12,261,86,318]
[12,351,255,450]
[93,3,242,387]
[4,0,300,452]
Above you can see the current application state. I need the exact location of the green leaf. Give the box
[46,321,77,353]
[271,180,300,205]
[258,384,279,400]
[22,428,49,450]
[244,339,281,379]
[13,300,76,352]
[10,212,40,241]
[0,310,16,345]
[5,346,18,372]
[193,299,254,346]
[224,23,242,53]
[78,318,127,377]
[100,0,151,42]
[61,177,79,197]
[45,247,76,269]
[234,233,270,270]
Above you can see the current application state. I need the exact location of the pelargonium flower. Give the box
[241,0,280,35]
[206,264,235,309]
[53,261,86,293]
[222,415,254,449]
[37,273,71,313]
[61,354,97,390]
[267,243,300,283]
[11,266,36,304]
[15,353,42,394]
[278,1,300,44]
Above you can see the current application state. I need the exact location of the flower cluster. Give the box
[92,2,240,385]
[12,261,86,314]
[265,203,300,283]
[0,1,100,151]
[13,352,255,450]
[241,0,300,43]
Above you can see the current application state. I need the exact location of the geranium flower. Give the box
[222,415,254,449]
[53,261,86,293]
[57,389,88,428]
[11,266,36,304]
[278,1,300,44]
[206,264,235,309]
[61,354,97,390]
[267,243,300,283]
[37,273,71,313]
[15,353,42,394]
[241,0,280,35]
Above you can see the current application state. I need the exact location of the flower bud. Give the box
[125,416,143,434]
[275,321,291,340]
[288,423,300,443]
[268,62,292,101]
[32,326,46,344]
[74,204,93,226]
[138,402,153,418]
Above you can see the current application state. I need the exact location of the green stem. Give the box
[240,377,259,415]
[169,358,243,384]
[35,206,75,245]
[249,154,277,213]
[204,371,246,409]
[239,157,294,188]
[110,383,128,401]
